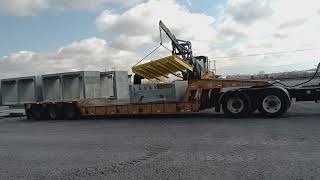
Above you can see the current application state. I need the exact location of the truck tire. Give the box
[257,88,290,118]
[63,104,79,120]
[222,92,252,118]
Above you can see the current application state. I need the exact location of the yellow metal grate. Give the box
[132,55,193,80]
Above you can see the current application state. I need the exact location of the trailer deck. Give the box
[24,78,320,120]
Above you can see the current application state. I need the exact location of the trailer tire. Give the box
[257,88,290,118]
[221,92,252,118]
[47,105,62,120]
[31,104,45,120]
[63,104,79,120]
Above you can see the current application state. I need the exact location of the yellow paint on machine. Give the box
[132,55,193,80]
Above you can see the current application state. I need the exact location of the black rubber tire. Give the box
[257,89,290,118]
[47,105,62,120]
[30,105,45,121]
[63,104,79,120]
[221,92,252,118]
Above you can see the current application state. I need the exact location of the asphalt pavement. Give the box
[0,101,319,180]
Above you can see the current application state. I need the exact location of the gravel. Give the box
[0,101,319,179]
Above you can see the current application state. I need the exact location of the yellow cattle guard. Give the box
[132,55,193,80]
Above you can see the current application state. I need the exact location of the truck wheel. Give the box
[222,92,251,118]
[63,104,79,120]
[258,89,290,118]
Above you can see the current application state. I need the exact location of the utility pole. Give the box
[213,60,217,75]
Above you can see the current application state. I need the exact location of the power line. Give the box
[210,48,320,60]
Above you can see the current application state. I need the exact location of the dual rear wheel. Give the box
[222,88,290,118]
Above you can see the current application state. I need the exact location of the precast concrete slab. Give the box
[1,78,18,105]
[173,81,188,101]
[129,81,187,103]
[42,75,61,101]
[114,71,130,100]
[62,74,82,100]
[130,84,175,103]
[1,76,41,105]
[100,71,130,100]
[82,71,101,99]
[17,76,42,104]
[42,71,101,101]
[100,72,115,98]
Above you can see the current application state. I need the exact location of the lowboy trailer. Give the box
[24,21,320,119]
[24,79,320,120]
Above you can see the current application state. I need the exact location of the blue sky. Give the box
[0,0,319,78]
[0,0,224,57]
[0,12,98,56]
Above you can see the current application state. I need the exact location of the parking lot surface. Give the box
[0,102,319,179]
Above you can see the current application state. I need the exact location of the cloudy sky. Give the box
[0,0,320,78]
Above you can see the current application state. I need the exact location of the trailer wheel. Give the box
[63,104,79,120]
[258,89,290,117]
[222,92,251,118]
[47,105,61,120]
[31,105,45,120]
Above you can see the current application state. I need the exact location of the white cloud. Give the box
[0,0,48,16]
[214,0,320,75]
[1,0,320,77]
[96,0,320,75]
[0,0,144,16]
[0,37,139,78]
[96,0,217,55]
[227,0,273,25]
[51,0,144,10]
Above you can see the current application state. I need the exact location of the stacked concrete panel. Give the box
[100,71,130,100]
[42,71,101,102]
[42,75,61,101]
[129,81,188,103]
[1,76,42,105]
[100,72,115,98]
[114,71,130,100]
[1,78,17,105]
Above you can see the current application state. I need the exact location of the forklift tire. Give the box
[257,88,290,118]
[222,92,252,118]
